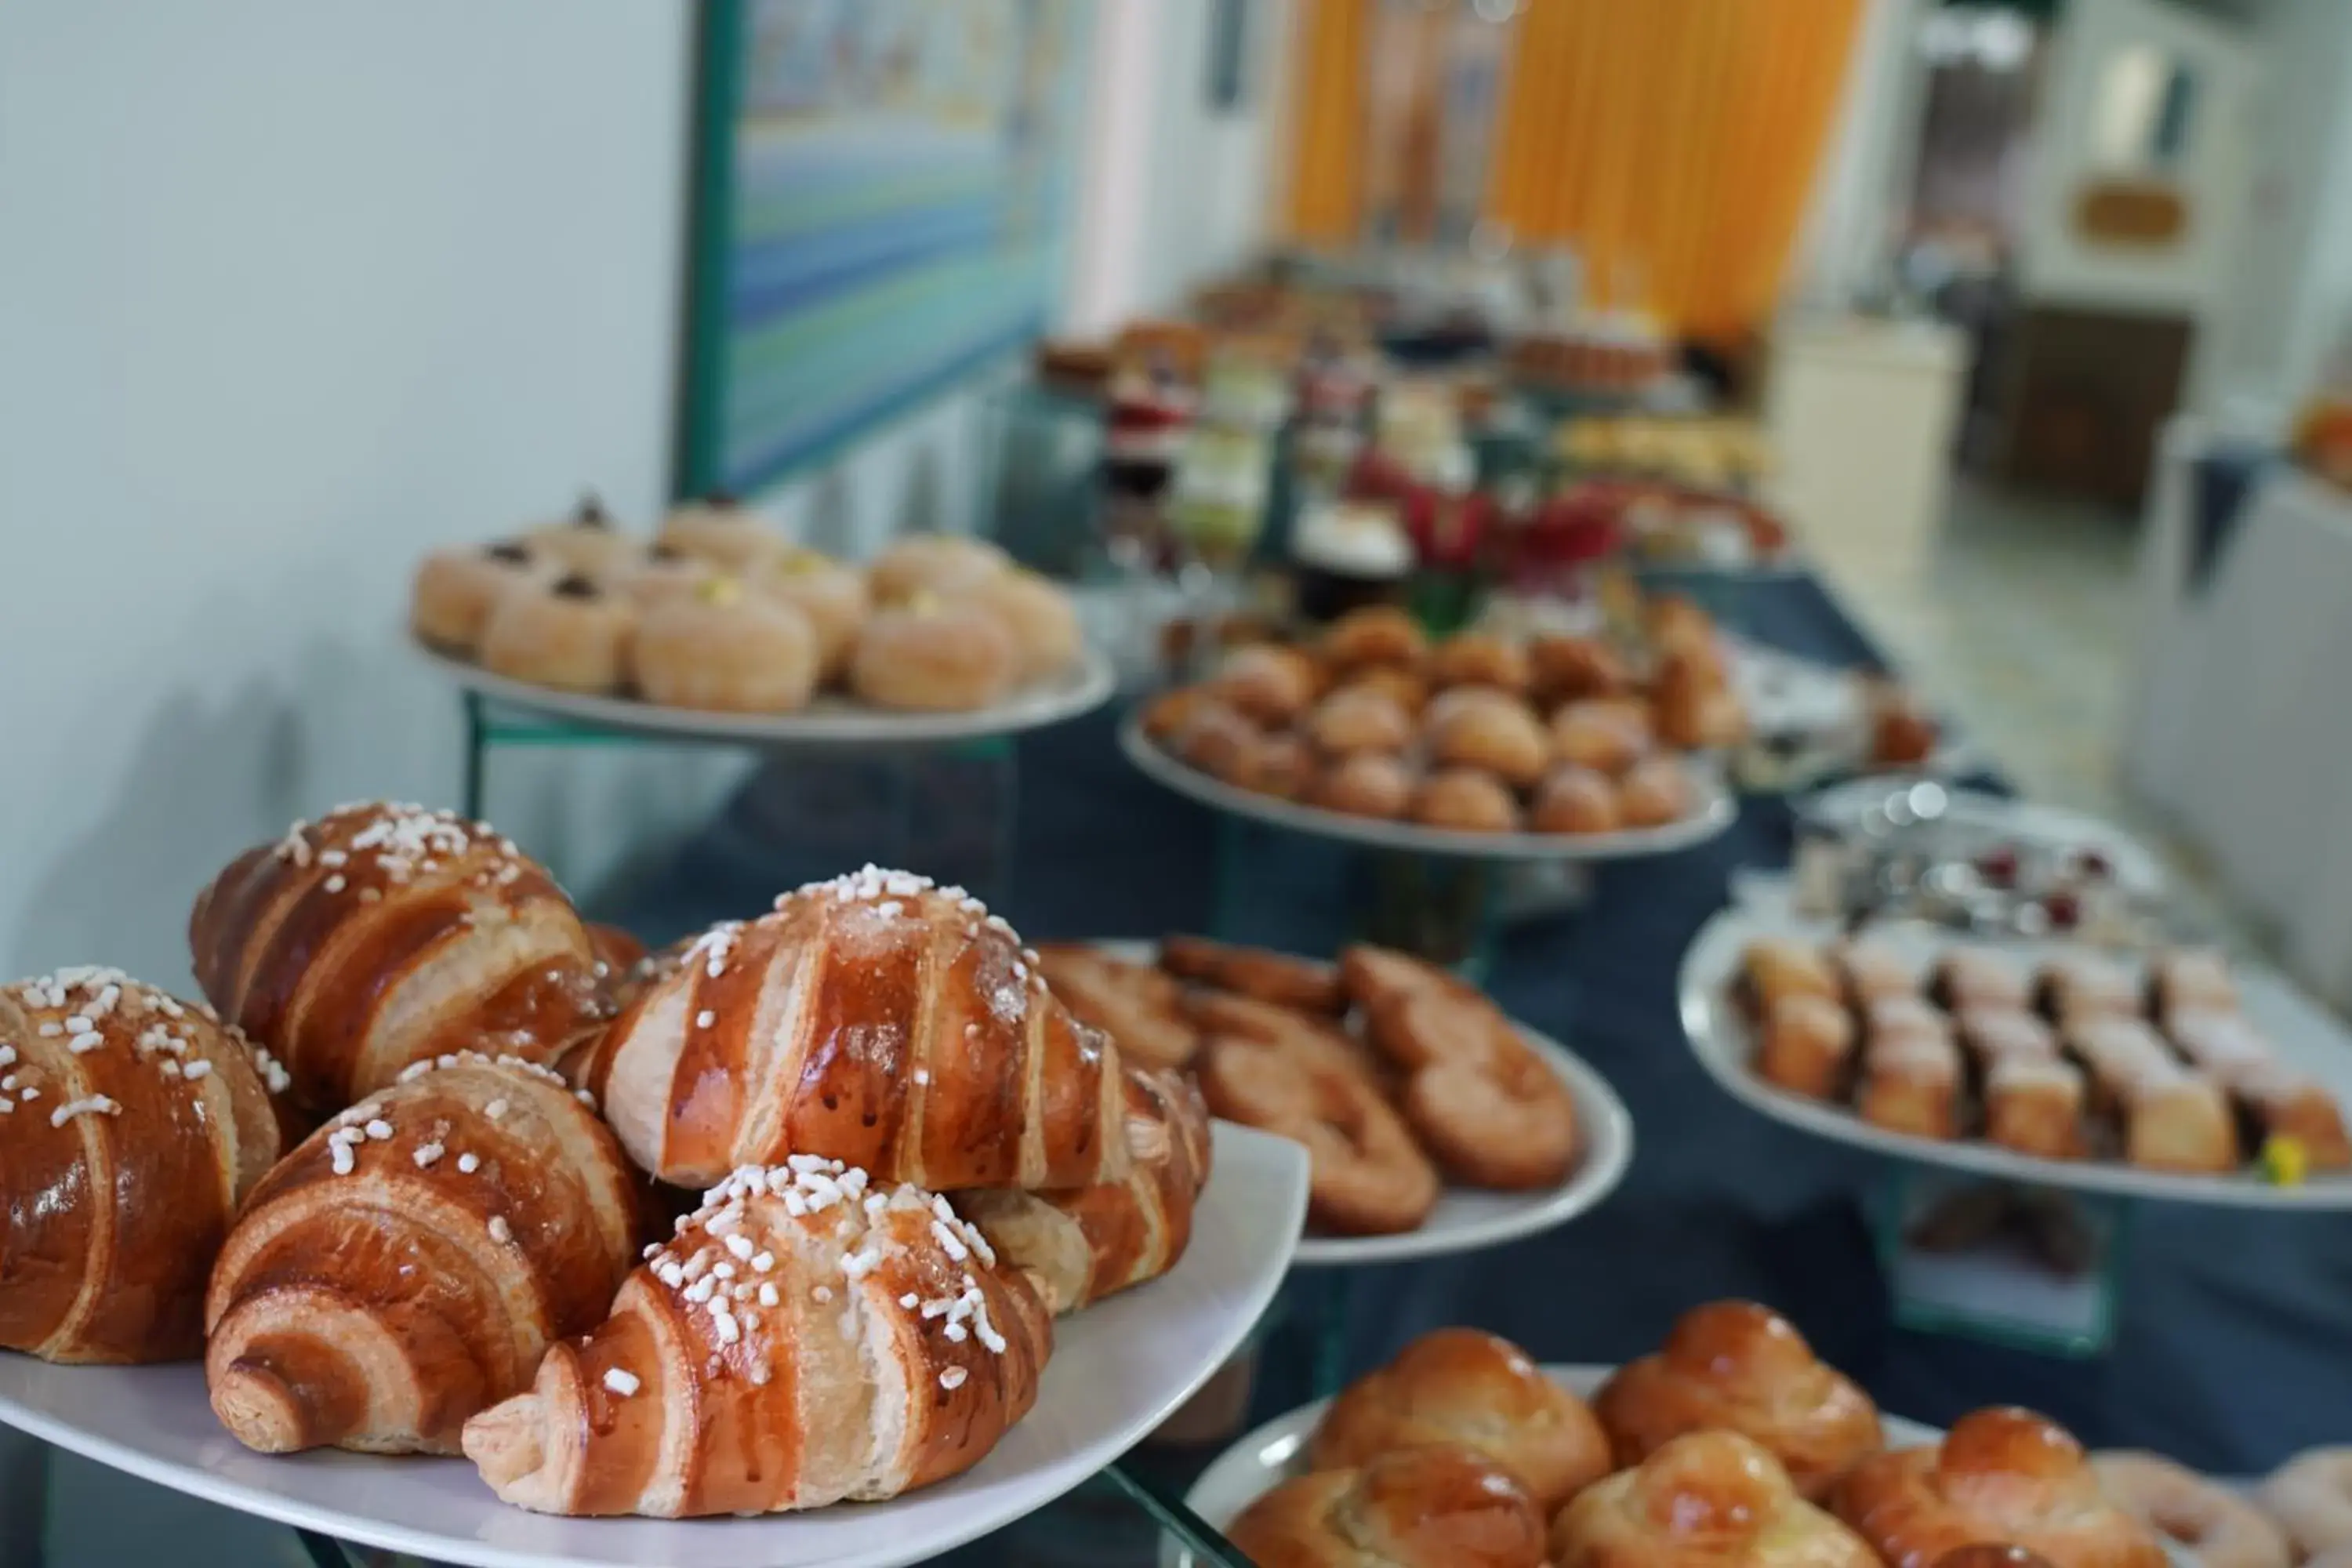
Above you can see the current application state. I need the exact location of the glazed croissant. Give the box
[1224,1444,1550,1568]
[1308,1327,1613,1513]
[0,967,283,1363]
[205,1054,638,1454]
[1551,1429,1882,1568]
[1834,1407,2167,1568]
[463,1156,1052,1516]
[190,802,610,1109]
[585,866,1129,1190]
[1594,1299,1884,1501]
[952,1065,1212,1314]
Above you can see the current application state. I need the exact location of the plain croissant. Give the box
[189,802,612,1109]
[0,967,283,1363]
[205,1054,638,1454]
[464,1156,1052,1516]
[584,865,1129,1191]
[953,1065,1213,1314]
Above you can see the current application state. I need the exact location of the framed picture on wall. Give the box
[676,0,1095,499]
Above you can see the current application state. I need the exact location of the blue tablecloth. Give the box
[597,572,2349,1562]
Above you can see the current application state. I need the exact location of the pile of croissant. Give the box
[1033,937,1581,1236]
[1137,597,1740,838]
[0,802,1209,1519]
[412,498,1083,715]
[1227,1300,2210,1568]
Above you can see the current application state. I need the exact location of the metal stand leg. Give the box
[1102,1461,1252,1568]
[0,1429,47,1568]
[1312,1270,1356,1399]
[294,1526,354,1567]
[461,691,488,824]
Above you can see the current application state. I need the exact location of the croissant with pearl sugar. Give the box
[204,1054,638,1454]
[583,866,1129,1191]
[189,802,611,1110]
[463,1156,1051,1515]
[0,967,284,1363]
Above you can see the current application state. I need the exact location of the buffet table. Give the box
[585,570,2352,1566]
[2125,420,2352,1011]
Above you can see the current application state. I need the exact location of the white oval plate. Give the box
[1119,716,1737,862]
[415,640,1116,746]
[1166,1363,1941,1568]
[0,1123,1307,1568]
[1679,907,2352,1208]
[1090,942,1634,1269]
[1801,779,2168,898]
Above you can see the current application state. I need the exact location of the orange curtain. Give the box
[1486,0,1864,340]
[1286,0,1372,244]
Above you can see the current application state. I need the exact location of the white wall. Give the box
[0,0,713,980]
[1790,0,1936,312]
[1067,0,1291,328]
[2213,0,2352,421]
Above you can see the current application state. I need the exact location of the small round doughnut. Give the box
[1428,632,1531,695]
[1411,768,1520,833]
[1424,688,1548,789]
[1252,733,1316,800]
[1617,755,1694,829]
[1313,753,1414,820]
[1212,644,1321,727]
[1323,604,1428,673]
[1531,764,1621,835]
[1175,701,1267,791]
[1346,664,1430,714]
[2261,1446,2352,1563]
[1306,684,1416,757]
[2093,1451,2289,1568]
[1550,699,1653,775]
[1530,633,1630,703]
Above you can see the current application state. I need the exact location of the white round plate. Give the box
[1090,941,1634,1268]
[415,640,1116,746]
[0,1123,1308,1568]
[1119,716,1737,862]
[1679,907,2352,1208]
[1166,1364,1942,1568]
[1802,779,2168,898]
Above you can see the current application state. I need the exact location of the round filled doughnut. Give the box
[848,597,1018,712]
[2261,1446,2352,1563]
[411,540,547,655]
[866,532,1009,601]
[478,573,636,694]
[755,548,869,680]
[957,568,1080,683]
[630,579,820,713]
[2092,1451,2289,1568]
[1312,753,1414,820]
